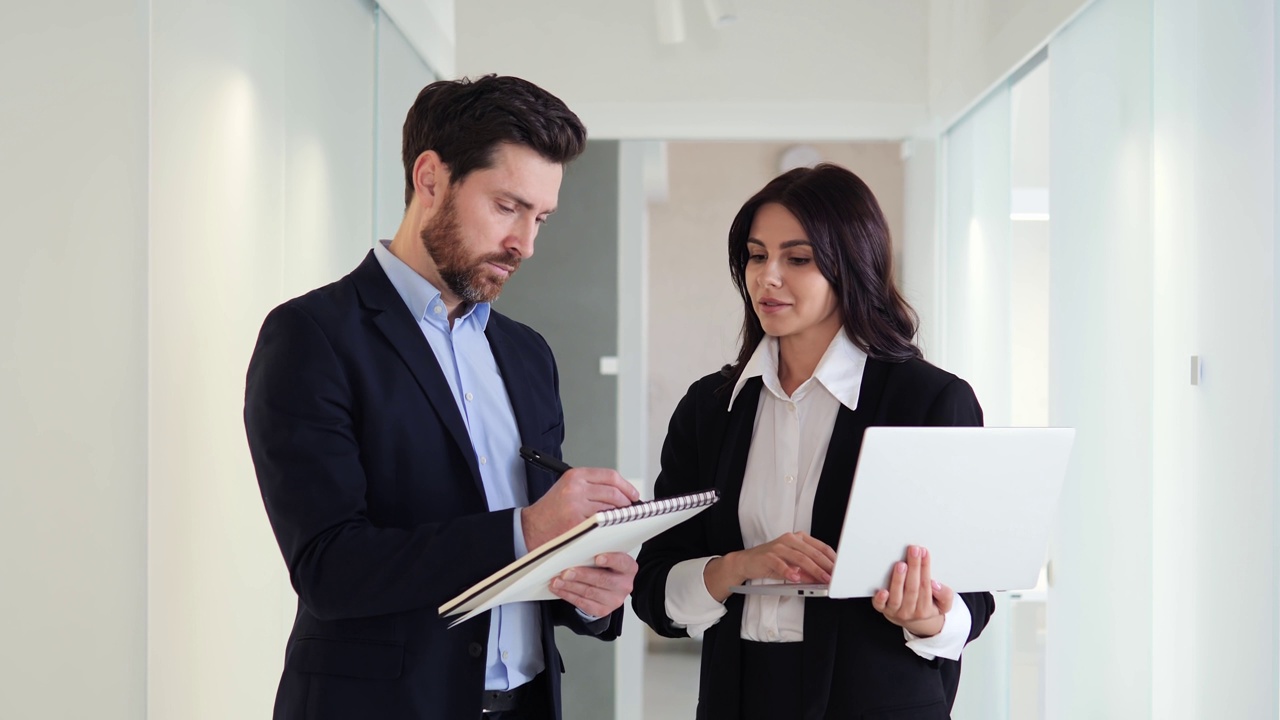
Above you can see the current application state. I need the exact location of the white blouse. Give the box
[662,331,971,661]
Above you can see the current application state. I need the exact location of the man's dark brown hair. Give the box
[401,74,587,207]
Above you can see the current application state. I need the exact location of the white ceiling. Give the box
[445,0,1088,140]
[456,0,930,140]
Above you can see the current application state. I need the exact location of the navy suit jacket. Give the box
[245,251,619,719]
[633,357,996,720]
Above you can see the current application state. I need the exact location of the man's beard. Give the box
[420,193,520,304]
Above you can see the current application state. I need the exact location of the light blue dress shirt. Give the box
[374,241,544,691]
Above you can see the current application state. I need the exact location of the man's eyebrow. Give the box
[498,191,554,215]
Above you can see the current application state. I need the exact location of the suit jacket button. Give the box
[468,642,483,659]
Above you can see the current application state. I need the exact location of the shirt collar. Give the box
[728,330,867,412]
[373,240,490,329]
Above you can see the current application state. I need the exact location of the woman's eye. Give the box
[748,254,766,263]
[789,256,812,266]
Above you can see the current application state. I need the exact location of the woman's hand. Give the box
[702,532,837,602]
[871,545,954,638]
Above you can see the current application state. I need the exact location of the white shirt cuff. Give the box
[664,556,727,639]
[903,595,971,661]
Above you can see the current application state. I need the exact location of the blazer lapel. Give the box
[485,320,539,447]
[349,251,483,493]
[809,356,890,545]
[802,356,890,720]
[711,377,761,556]
[483,320,558,503]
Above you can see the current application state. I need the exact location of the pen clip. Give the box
[519,445,573,477]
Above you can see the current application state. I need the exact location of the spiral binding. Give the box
[597,490,719,526]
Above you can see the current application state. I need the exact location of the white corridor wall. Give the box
[148,1,439,717]
[0,2,149,718]
[148,0,380,716]
[1044,0,1275,717]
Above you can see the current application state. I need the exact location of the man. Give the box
[244,75,640,720]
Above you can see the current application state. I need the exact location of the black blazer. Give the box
[633,357,996,720]
[244,251,619,720]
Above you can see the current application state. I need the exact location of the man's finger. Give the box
[581,471,640,502]
[582,486,634,510]
[593,552,639,574]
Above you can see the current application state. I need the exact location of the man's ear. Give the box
[412,151,449,210]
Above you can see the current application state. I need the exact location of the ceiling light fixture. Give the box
[702,0,739,28]
[655,0,686,45]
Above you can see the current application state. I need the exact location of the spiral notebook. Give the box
[440,490,719,627]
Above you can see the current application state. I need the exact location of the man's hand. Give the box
[871,545,954,638]
[521,468,640,551]
[549,552,638,618]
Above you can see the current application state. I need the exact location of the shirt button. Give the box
[787,404,796,413]
[480,456,488,465]
[785,475,795,484]
[468,642,483,658]
[465,392,474,402]
[502,651,510,661]
[767,628,778,640]
[433,305,443,314]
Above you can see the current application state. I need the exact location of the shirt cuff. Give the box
[664,557,727,639]
[903,595,972,661]
[576,608,605,623]
[511,509,529,559]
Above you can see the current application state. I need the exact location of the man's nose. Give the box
[505,218,538,259]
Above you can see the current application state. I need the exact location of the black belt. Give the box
[481,680,533,714]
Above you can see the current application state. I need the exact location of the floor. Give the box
[641,637,701,719]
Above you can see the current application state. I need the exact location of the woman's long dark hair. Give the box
[725,163,921,386]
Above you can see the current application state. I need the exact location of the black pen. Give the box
[519,446,573,477]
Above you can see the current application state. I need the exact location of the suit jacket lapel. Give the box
[802,356,890,720]
[485,320,539,445]
[484,320,558,503]
[712,377,760,556]
[350,251,483,494]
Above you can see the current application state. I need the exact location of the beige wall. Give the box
[646,142,905,475]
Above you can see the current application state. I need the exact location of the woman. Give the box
[632,163,995,720]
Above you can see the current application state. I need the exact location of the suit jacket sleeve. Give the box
[632,378,717,639]
[244,303,518,621]
[923,376,996,645]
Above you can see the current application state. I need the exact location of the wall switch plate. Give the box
[1190,355,1202,386]
[599,356,619,376]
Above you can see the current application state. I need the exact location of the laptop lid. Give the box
[826,426,1074,598]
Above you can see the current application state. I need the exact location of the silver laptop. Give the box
[730,426,1075,599]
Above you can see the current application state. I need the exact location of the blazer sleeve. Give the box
[244,303,518,621]
[632,379,719,639]
[923,376,995,645]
